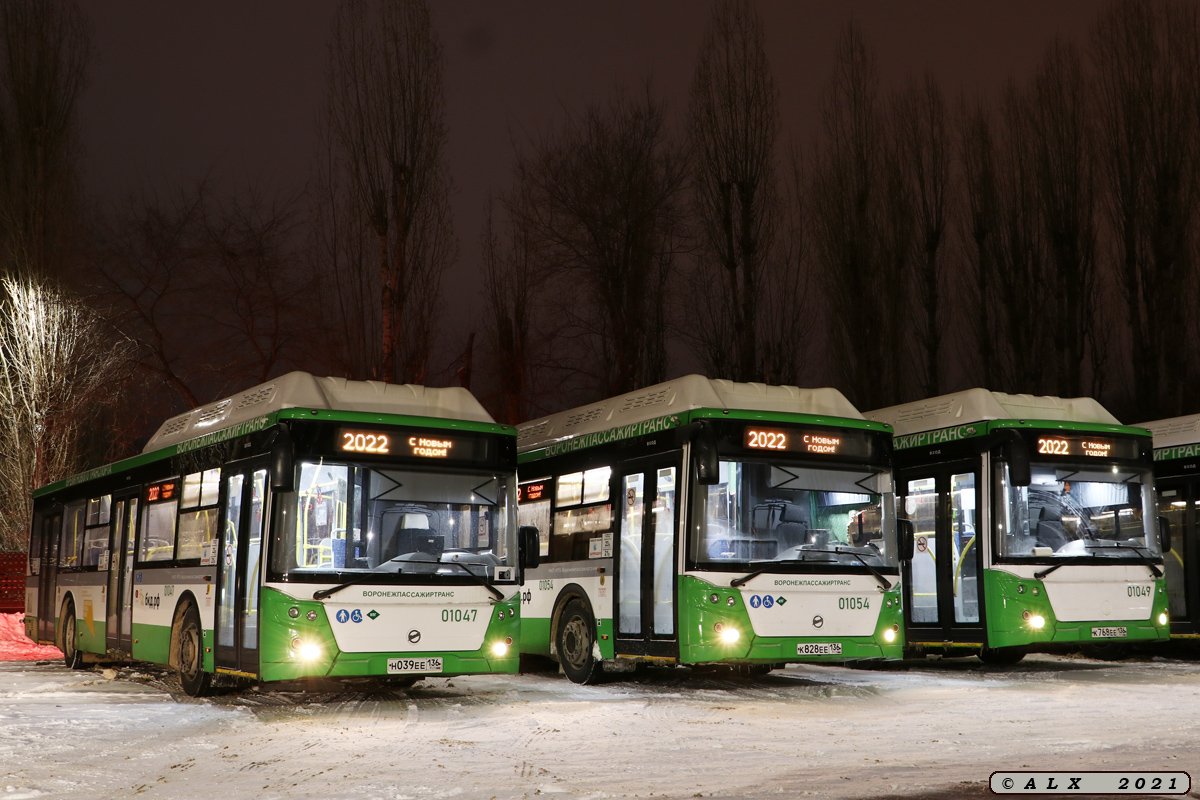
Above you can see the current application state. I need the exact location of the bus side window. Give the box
[82,495,112,569]
[140,478,181,562]
[59,500,86,569]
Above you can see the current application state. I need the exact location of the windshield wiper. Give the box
[312,557,506,602]
[313,567,399,601]
[1034,563,1065,580]
[730,550,892,591]
[1081,542,1163,577]
[439,560,505,601]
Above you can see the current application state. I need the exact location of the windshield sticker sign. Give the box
[895,424,980,450]
[1155,444,1200,462]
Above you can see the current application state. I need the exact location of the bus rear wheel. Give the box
[61,599,83,670]
[176,605,211,697]
[556,598,602,685]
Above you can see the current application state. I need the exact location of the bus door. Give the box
[898,462,984,645]
[1157,479,1196,634]
[35,510,62,644]
[105,492,139,655]
[215,462,269,676]
[614,456,681,658]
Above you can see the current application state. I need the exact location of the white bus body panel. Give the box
[268,583,501,653]
[707,572,885,638]
[991,565,1156,621]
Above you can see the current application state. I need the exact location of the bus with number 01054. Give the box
[1137,414,1200,641]
[24,372,538,696]
[515,375,909,684]
[866,389,1171,663]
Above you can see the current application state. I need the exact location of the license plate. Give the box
[797,642,843,656]
[387,657,443,674]
[1091,626,1127,639]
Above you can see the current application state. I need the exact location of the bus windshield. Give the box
[270,460,515,579]
[691,460,897,568]
[996,463,1160,559]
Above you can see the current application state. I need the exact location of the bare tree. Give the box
[480,195,540,424]
[893,74,950,397]
[1093,0,1200,419]
[323,0,454,385]
[514,85,686,398]
[0,0,90,280]
[959,95,1000,387]
[0,276,133,549]
[811,22,910,409]
[686,0,786,382]
[1029,39,1098,398]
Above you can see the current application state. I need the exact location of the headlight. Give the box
[719,626,740,643]
[883,628,896,643]
[299,643,321,660]
[1029,614,1045,629]
[492,641,509,657]
[1158,612,1169,626]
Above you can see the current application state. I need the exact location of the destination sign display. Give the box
[1034,435,1139,460]
[741,426,874,459]
[337,427,484,461]
[518,481,548,503]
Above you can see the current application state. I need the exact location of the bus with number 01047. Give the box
[515,375,909,684]
[24,372,538,696]
[1137,414,1200,641]
[866,389,1171,663]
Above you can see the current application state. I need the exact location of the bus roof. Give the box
[143,371,496,453]
[865,388,1122,436]
[1139,414,1200,449]
[517,374,865,454]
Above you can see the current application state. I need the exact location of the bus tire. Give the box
[1080,642,1130,661]
[556,597,602,685]
[979,647,1025,665]
[61,598,83,670]
[176,604,211,697]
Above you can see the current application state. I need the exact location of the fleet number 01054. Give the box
[838,597,870,610]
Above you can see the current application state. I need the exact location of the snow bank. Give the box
[0,614,62,662]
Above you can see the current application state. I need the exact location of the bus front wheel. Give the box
[979,647,1025,665]
[556,598,602,685]
[176,605,211,697]
[61,599,83,670]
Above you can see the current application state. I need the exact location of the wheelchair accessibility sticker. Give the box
[335,609,366,624]
[750,595,783,609]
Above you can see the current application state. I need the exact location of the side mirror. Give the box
[1002,429,1031,487]
[1158,516,1173,554]
[519,525,541,571]
[693,422,719,485]
[897,518,915,561]
[270,423,295,492]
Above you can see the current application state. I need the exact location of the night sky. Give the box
[75,0,1099,376]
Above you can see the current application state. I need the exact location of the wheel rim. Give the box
[560,614,589,668]
[64,613,76,659]
[180,623,200,679]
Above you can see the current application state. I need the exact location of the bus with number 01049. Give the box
[1137,414,1200,641]
[866,389,1171,663]
[515,375,908,684]
[24,372,538,696]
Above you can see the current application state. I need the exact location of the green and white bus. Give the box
[25,372,536,696]
[515,375,907,684]
[1139,414,1199,640]
[867,390,1171,663]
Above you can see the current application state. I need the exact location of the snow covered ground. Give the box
[2,652,1199,800]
